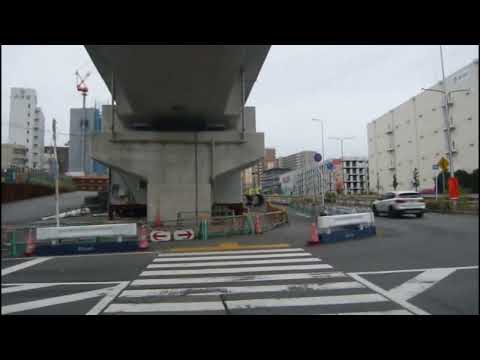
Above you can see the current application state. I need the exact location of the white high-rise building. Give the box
[367,60,478,193]
[8,88,45,169]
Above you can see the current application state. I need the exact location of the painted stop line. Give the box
[174,229,194,241]
[150,230,171,242]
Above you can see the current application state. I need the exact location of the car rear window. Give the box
[399,193,421,198]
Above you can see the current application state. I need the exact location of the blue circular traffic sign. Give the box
[314,153,322,162]
[326,161,334,171]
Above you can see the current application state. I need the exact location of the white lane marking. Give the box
[120,282,364,298]
[326,310,413,315]
[104,301,225,313]
[154,253,312,262]
[141,264,333,276]
[1,251,157,261]
[2,281,126,286]
[225,293,387,310]
[348,273,430,315]
[1,257,52,277]
[131,271,347,286]
[295,213,311,218]
[2,283,58,294]
[1,285,119,314]
[352,266,478,275]
[388,268,457,301]
[86,281,130,315]
[156,248,305,257]
[1,281,125,295]
[148,258,321,269]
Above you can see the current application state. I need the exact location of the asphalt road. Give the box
[1,209,478,315]
[1,191,97,225]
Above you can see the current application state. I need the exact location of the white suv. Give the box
[372,191,426,218]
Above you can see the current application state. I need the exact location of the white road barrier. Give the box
[36,223,138,243]
[317,212,374,230]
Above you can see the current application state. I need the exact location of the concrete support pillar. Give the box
[92,106,264,222]
[214,169,243,204]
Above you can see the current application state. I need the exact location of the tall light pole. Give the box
[329,136,355,195]
[313,118,326,212]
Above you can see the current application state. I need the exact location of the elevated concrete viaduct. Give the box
[85,45,270,221]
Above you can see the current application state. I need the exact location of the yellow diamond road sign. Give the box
[438,157,449,171]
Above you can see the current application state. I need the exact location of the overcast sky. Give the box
[2,45,478,158]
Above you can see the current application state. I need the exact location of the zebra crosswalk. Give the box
[103,247,413,315]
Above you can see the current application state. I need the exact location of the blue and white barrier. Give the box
[35,223,138,256]
[316,212,376,244]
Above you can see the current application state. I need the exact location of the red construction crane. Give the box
[75,70,91,96]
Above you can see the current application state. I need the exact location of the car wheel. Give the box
[388,206,397,218]
[372,205,379,217]
[416,212,424,218]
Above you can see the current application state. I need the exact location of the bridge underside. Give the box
[86,45,270,221]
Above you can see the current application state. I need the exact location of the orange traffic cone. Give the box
[138,225,150,250]
[24,229,36,256]
[255,214,262,234]
[307,223,320,246]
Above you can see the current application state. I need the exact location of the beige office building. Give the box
[1,144,28,170]
[367,60,478,193]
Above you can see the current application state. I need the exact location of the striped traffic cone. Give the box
[24,229,36,256]
[307,223,320,246]
[255,214,262,234]
[138,225,149,250]
[155,212,162,228]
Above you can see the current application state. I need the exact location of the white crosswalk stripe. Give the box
[153,252,312,262]
[147,257,322,269]
[103,247,412,315]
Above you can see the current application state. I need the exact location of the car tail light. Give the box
[395,199,406,203]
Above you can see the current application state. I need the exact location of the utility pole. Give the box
[52,118,60,228]
[329,136,355,195]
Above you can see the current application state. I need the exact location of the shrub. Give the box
[325,192,337,203]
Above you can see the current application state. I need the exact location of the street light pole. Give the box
[312,118,326,212]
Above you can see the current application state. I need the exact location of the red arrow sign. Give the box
[150,231,171,242]
[174,230,194,240]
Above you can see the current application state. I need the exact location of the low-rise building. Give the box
[261,167,291,194]
[43,146,69,175]
[1,143,28,170]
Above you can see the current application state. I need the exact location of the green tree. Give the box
[454,169,472,192]
[392,173,398,190]
[412,168,420,192]
[472,169,479,193]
